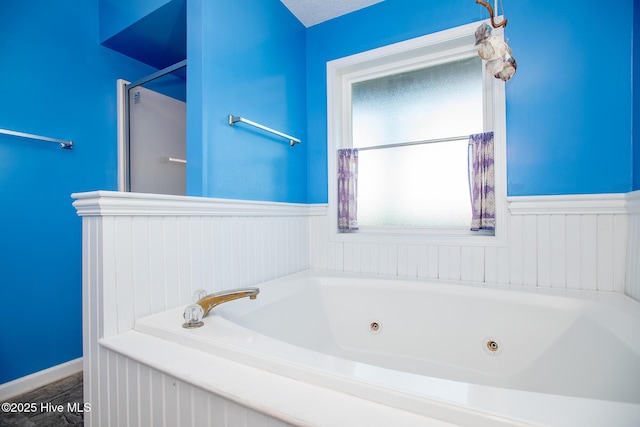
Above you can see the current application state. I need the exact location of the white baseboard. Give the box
[0,357,83,402]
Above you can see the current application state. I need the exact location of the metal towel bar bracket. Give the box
[228,115,301,146]
[0,128,73,150]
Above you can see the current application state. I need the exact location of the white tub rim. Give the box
[124,269,640,426]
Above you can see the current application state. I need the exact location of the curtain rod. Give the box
[0,128,73,149]
[356,135,469,151]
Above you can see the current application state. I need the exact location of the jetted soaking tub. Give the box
[119,270,640,426]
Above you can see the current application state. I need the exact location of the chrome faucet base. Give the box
[182,321,204,329]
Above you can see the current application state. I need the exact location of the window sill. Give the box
[330,226,504,247]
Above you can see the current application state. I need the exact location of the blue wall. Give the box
[187,0,307,202]
[0,1,156,384]
[2,0,637,385]
[99,0,172,42]
[100,0,187,70]
[306,0,634,202]
[634,0,640,191]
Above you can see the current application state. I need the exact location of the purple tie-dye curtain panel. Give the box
[468,132,495,231]
[337,148,359,231]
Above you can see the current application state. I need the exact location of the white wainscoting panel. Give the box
[626,191,640,301]
[73,191,640,425]
[88,346,294,427]
[73,191,325,426]
[310,194,629,293]
[74,193,321,337]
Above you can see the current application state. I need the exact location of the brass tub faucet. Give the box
[183,287,259,329]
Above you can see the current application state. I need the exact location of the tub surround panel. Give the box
[91,343,294,427]
[76,191,640,425]
[628,191,640,214]
[74,191,320,425]
[310,194,629,294]
[626,191,640,300]
[75,194,317,338]
[99,331,455,427]
[627,215,640,301]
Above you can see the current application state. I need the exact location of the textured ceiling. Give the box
[280,0,384,27]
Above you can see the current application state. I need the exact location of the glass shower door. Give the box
[124,61,186,195]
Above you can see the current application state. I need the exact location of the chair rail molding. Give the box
[626,190,640,214]
[508,193,628,215]
[72,191,327,217]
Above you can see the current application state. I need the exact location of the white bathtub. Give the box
[122,270,640,426]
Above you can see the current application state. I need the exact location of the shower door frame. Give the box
[117,59,187,192]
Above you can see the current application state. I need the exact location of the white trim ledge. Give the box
[0,358,82,402]
[626,190,640,214]
[72,191,328,217]
[508,193,628,215]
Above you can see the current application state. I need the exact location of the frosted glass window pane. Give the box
[357,141,471,227]
[352,57,483,148]
[351,56,483,228]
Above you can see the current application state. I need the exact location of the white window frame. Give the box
[326,20,507,247]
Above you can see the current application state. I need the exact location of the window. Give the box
[327,20,506,244]
[353,57,483,227]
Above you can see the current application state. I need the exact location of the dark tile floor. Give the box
[0,373,84,427]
